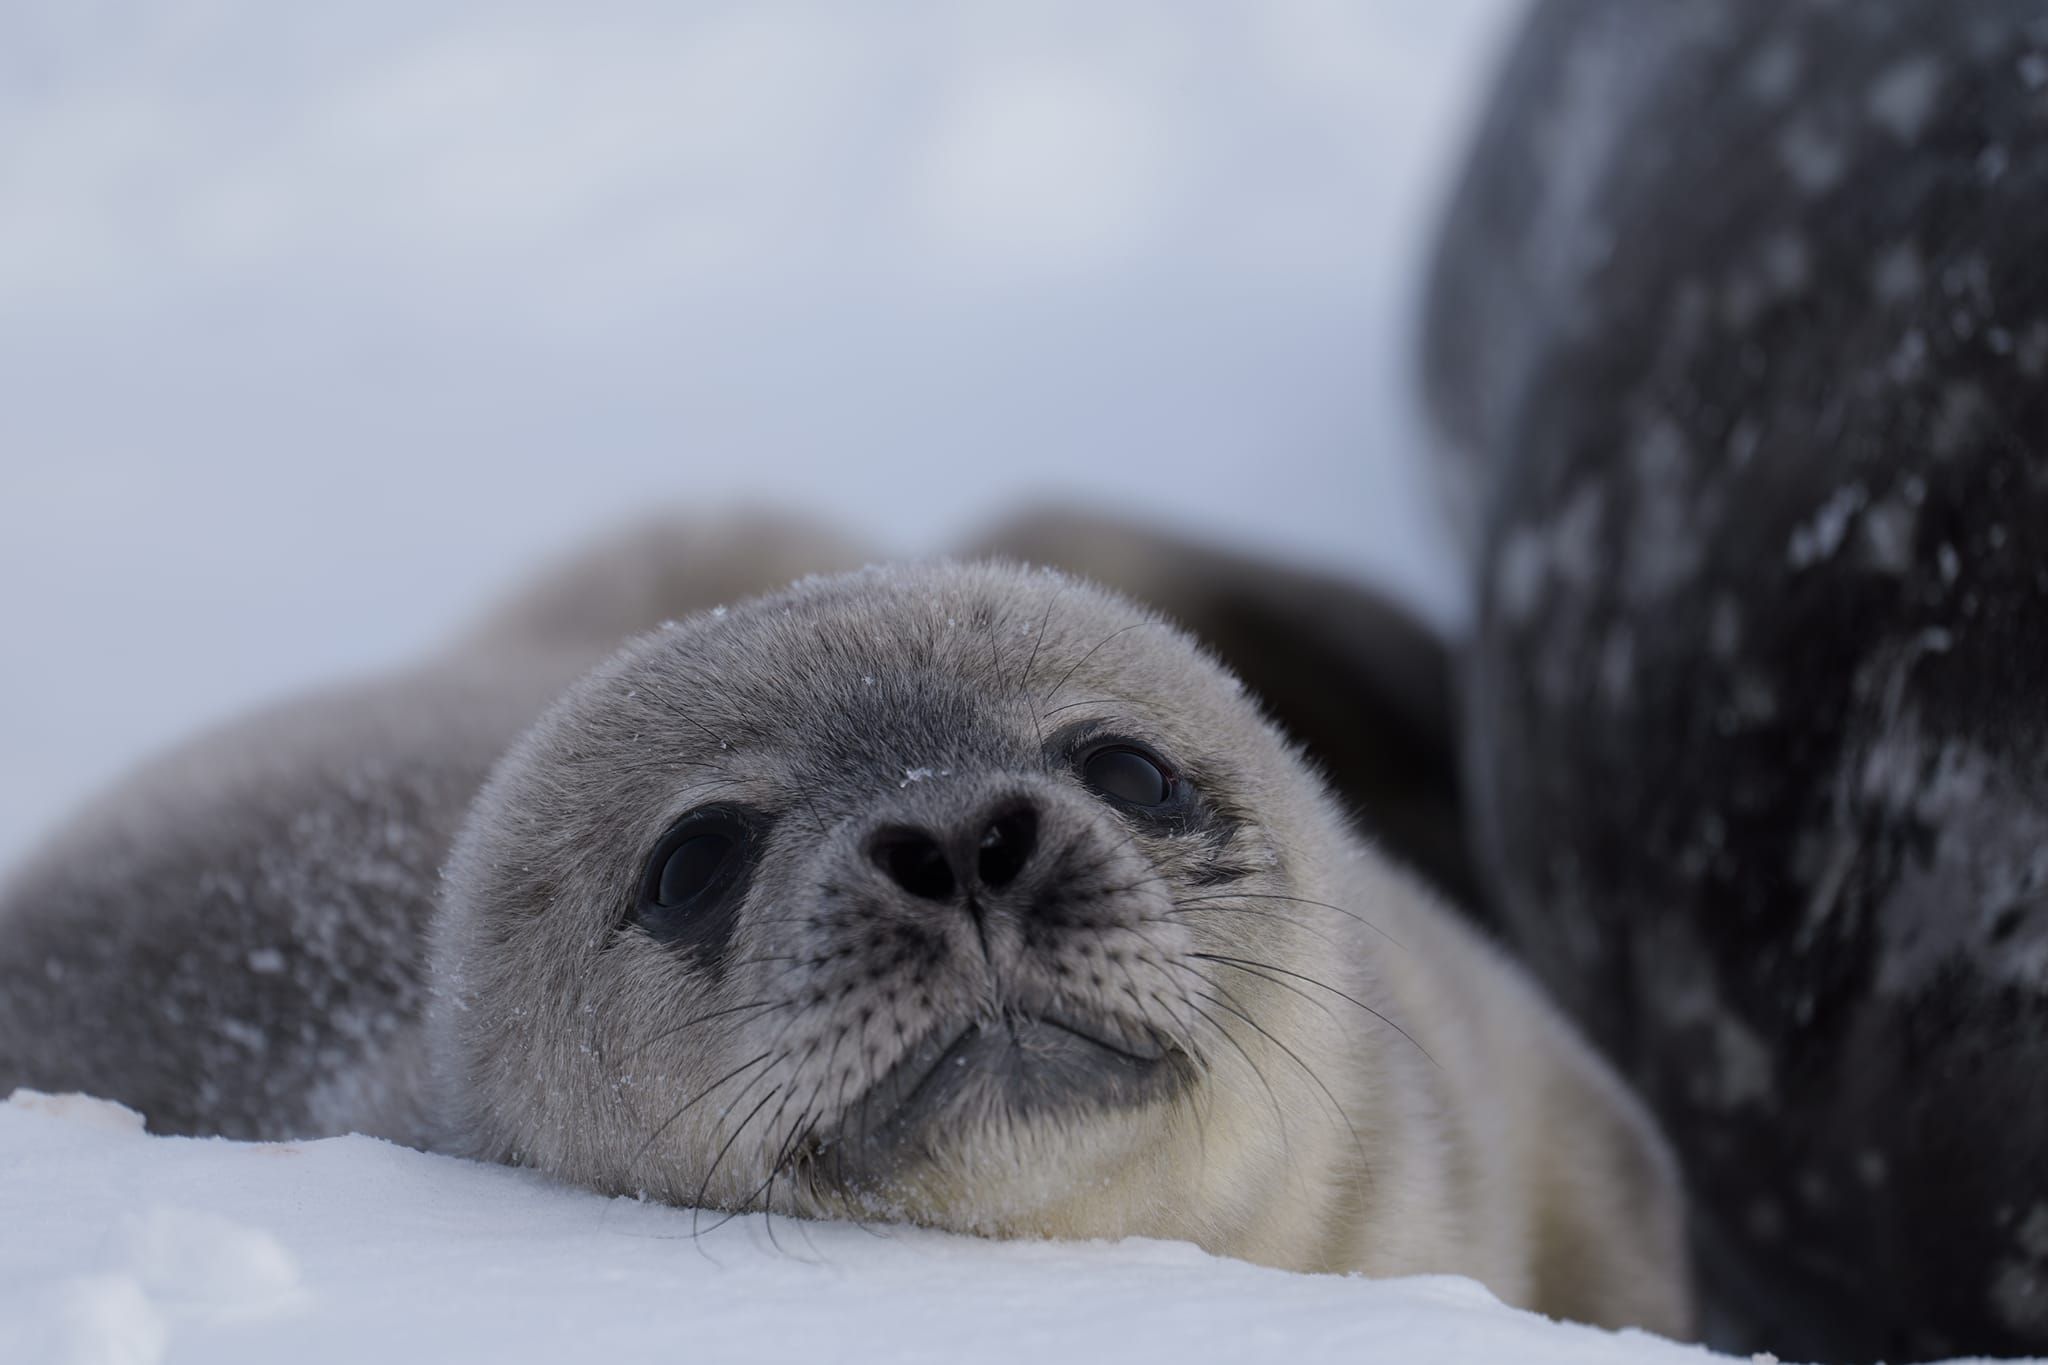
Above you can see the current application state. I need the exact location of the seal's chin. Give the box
[816,1011,1188,1191]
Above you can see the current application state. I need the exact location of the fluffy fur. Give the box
[0,518,1690,1336]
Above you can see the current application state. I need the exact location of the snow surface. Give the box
[1,1091,1741,1365]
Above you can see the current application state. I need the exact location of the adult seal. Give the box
[0,519,1690,1336]
[1426,0,2048,1357]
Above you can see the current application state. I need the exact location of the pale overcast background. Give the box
[0,1,1523,867]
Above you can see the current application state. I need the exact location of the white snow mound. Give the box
[0,1089,1789,1365]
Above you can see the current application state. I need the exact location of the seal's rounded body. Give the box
[1426,1,2048,1356]
[0,521,1688,1336]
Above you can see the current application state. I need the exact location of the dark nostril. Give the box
[976,805,1039,890]
[870,829,957,901]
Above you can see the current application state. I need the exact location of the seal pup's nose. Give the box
[867,800,1041,901]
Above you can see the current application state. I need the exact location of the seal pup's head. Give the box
[430,561,1374,1246]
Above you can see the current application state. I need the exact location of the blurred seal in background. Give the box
[1425,1,2048,1358]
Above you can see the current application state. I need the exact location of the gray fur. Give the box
[0,513,863,1143]
[0,518,1690,1335]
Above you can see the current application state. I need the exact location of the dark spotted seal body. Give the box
[1426,2,2048,1357]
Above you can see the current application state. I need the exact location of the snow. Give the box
[2,1091,1737,1365]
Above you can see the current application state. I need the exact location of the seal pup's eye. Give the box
[656,829,736,907]
[637,808,754,946]
[1080,743,1177,809]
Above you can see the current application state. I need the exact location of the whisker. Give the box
[690,1086,783,1241]
[1018,588,1068,747]
[1190,951,1345,1033]
[1172,891,1407,951]
[632,1049,775,1162]
[653,695,740,755]
[1188,973,1366,1172]
[1040,621,1164,710]
[1154,902,1345,953]
[1193,952,1437,1069]
[618,998,786,1064]
[795,790,831,839]
[1158,990,1216,1179]
[1019,587,1065,699]
[706,990,830,1142]
[1178,990,1294,1168]
[761,1111,824,1258]
[1042,697,1128,718]
[983,605,1009,696]
[707,1092,823,1255]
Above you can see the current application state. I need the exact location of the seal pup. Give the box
[0,524,1690,1335]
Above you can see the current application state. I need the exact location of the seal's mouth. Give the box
[814,1010,1189,1185]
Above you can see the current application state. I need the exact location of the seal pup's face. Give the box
[433,563,1352,1244]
